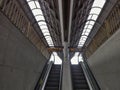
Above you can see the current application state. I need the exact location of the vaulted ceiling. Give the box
[18,0,110,58]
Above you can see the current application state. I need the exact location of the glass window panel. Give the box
[82,29,86,34]
[89,21,95,25]
[41,29,48,32]
[32,9,43,16]
[28,1,36,9]
[40,25,48,29]
[26,0,54,46]
[44,32,50,36]
[91,14,98,20]
[87,25,93,29]
[84,25,88,29]
[84,32,89,36]
[88,14,92,20]
[86,28,91,33]
[45,36,51,40]
[81,36,87,41]
[86,21,90,25]
[92,0,106,8]
[38,22,46,26]
[90,8,101,15]
[35,1,40,8]
[78,0,106,47]
[35,15,45,21]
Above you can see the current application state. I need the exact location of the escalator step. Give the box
[44,65,61,90]
[74,84,89,89]
[74,89,90,90]
[45,87,59,90]
[71,65,90,90]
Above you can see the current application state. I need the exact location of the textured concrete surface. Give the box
[0,12,48,90]
[62,60,72,90]
[87,28,120,90]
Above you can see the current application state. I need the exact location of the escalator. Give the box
[71,64,90,90]
[44,64,61,90]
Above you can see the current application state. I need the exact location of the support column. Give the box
[62,42,72,90]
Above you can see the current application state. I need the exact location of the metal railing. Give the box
[41,61,53,90]
[34,61,53,90]
[80,62,100,90]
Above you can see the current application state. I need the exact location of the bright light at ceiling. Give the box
[78,0,106,47]
[26,0,54,46]
[71,52,83,64]
[50,52,62,64]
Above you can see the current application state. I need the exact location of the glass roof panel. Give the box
[87,25,93,29]
[84,25,88,29]
[28,1,36,9]
[35,15,45,21]
[38,21,46,26]
[44,32,50,36]
[91,14,98,20]
[89,21,95,25]
[40,25,48,29]
[32,9,43,16]
[26,0,54,46]
[78,0,106,47]
[35,1,40,8]
[88,14,92,20]
[92,0,106,8]
[90,8,101,15]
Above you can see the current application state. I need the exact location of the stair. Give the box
[45,65,61,90]
[71,64,90,90]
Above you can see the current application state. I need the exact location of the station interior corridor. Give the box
[0,0,120,90]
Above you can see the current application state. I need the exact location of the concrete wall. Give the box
[0,12,48,90]
[87,28,120,90]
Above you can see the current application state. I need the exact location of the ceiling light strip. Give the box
[26,0,54,46]
[78,0,106,47]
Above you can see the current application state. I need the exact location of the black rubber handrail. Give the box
[34,61,53,90]
[34,60,48,90]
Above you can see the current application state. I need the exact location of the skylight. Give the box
[26,0,54,46]
[78,0,106,47]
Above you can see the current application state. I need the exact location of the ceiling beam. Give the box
[68,0,73,45]
[58,0,64,45]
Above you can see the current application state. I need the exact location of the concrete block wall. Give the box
[87,28,120,90]
[0,12,48,90]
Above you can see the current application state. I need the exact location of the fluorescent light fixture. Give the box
[26,0,54,46]
[78,0,106,47]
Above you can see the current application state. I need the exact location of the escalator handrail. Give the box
[41,61,53,90]
[80,62,100,90]
[34,61,48,90]
[80,62,94,90]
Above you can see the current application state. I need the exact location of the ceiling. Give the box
[39,0,93,47]
[18,0,108,58]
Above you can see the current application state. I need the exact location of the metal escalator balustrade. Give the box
[44,64,61,90]
[71,64,90,90]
